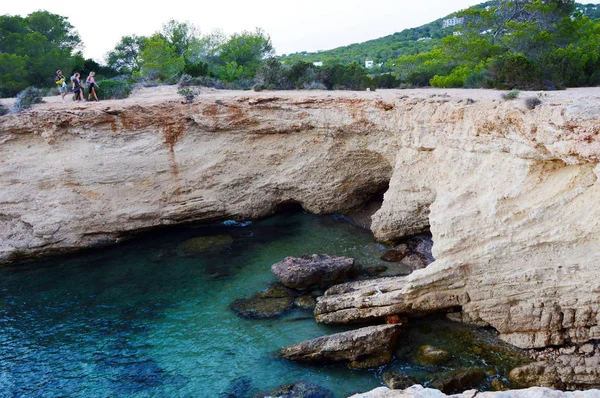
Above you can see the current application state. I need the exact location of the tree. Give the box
[106,35,146,74]
[161,19,201,58]
[217,28,274,77]
[139,35,185,80]
[0,53,28,96]
[26,10,81,50]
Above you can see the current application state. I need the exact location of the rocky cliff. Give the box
[2,88,600,360]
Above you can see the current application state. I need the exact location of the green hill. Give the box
[280,2,600,67]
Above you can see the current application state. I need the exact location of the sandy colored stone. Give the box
[278,324,401,369]
[3,87,600,369]
[348,385,600,398]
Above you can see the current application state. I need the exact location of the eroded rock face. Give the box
[3,89,600,358]
[278,324,402,369]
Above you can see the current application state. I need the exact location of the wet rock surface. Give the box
[383,371,420,390]
[414,345,452,366]
[271,254,357,290]
[428,369,486,394]
[230,283,298,319]
[279,324,401,369]
[254,380,334,398]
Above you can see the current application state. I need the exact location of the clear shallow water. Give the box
[0,213,527,398]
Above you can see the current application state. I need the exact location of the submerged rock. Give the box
[279,324,401,369]
[429,369,486,394]
[271,254,356,290]
[254,380,334,398]
[294,295,316,309]
[491,377,510,391]
[230,283,298,319]
[230,296,294,319]
[414,345,452,366]
[176,235,233,256]
[383,371,420,390]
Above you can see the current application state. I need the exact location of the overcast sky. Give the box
[4,0,484,62]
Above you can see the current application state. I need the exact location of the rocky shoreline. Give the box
[3,88,600,394]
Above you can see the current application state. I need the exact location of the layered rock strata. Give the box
[2,89,600,355]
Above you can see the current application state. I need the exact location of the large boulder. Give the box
[279,324,401,369]
[271,254,356,290]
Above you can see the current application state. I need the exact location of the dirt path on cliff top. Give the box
[2,85,600,112]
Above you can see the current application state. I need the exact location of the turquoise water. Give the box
[0,213,526,397]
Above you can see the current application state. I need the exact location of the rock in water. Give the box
[383,371,420,390]
[271,254,356,290]
[279,324,401,369]
[429,369,486,393]
[176,235,233,256]
[230,283,297,319]
[254,380,334,398]
[414,345,452,366]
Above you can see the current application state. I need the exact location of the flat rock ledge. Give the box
[279,324,401,369]
[348,385,600,398]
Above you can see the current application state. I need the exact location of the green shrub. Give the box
[189,76,227,89]
[13,87,43,113]
[488,54,542,90]
[501,89,520,100]
[430,66,471,88]
[372,73,400,89]
[177,87,197,104]
[183,61,209,77]
[96,80,133,100]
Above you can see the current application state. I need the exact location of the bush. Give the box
[177,87,197,104]
[488,54,542,90]
[524,96,542,110]
[183,61,209,77]
[302,81,327,90]
[430,66,471,88]
[0,103,8,116]
[372,73,400,89]
[189,76,227,89]
[178,74,192,89]
[96,80,133,100]
[13,87,43,113]
[501,89,520,100]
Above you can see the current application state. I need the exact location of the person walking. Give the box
[55,70,67,102]
[72,72,84,101]
[86,72,99,101]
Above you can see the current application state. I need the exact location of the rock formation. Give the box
[2,89,600,360]
[271,254,356,290]
[278,324,402,369]
[348,385,600,398]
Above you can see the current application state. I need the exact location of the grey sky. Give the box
[3,1,484,62]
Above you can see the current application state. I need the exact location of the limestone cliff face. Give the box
[2,89,600,354]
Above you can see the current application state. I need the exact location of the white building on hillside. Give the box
[365,60,374,68]
[443,16,464,28]
[313,61,323,67]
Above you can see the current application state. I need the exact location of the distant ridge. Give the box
[280,2,600,67]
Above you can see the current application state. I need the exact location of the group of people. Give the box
[55,70,99,102]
